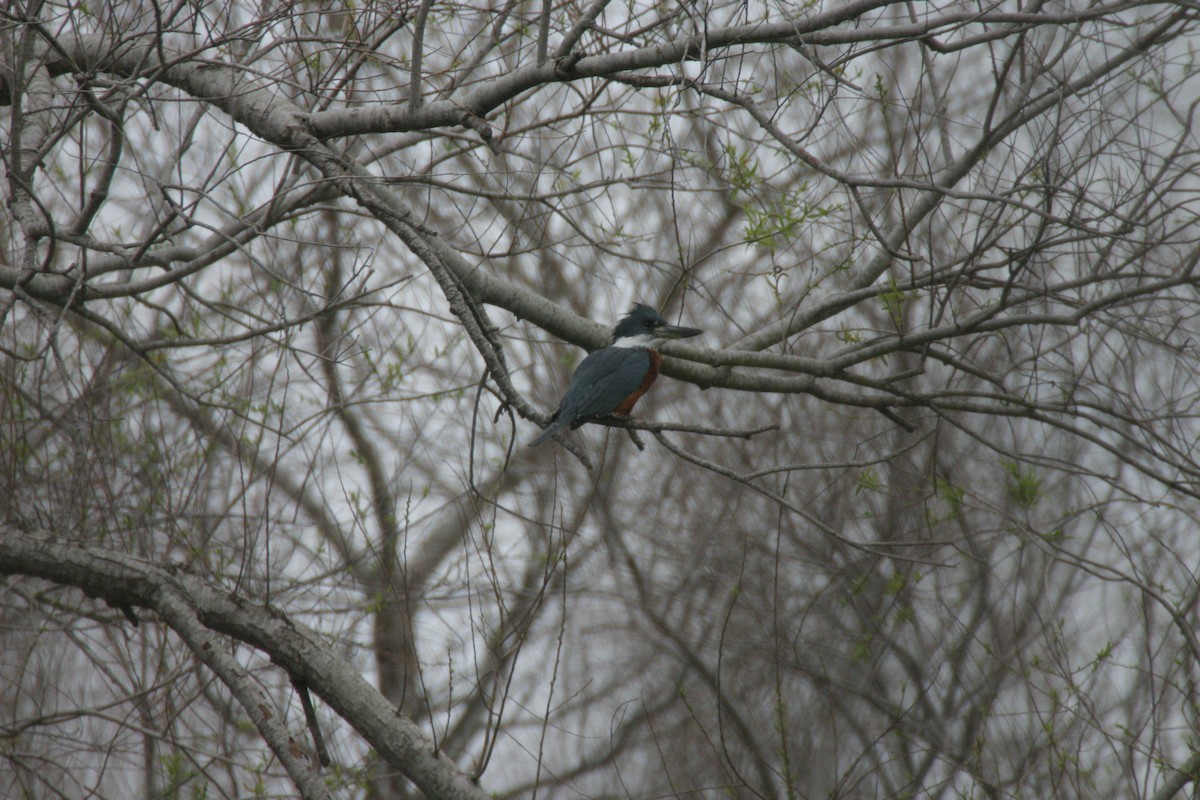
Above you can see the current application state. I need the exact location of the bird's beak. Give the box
[656,324,704,340]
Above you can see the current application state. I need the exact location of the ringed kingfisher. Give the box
[530,304,703,447]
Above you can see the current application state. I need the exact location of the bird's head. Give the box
[610,304,703,348]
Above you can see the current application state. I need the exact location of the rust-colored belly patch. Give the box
[614,349,661,415]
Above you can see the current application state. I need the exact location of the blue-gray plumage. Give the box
[530,304,703,447]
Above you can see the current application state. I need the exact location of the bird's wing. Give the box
[558,348,651,424]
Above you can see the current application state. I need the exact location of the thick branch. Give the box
[153,585,331,800]
[0,528,493,800]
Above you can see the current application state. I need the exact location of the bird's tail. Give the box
[528,417,569,447]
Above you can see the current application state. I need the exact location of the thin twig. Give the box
[651,431,954,565]
[408,0,433,110]
[295,680,331,769]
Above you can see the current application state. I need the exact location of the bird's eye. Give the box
[642,319,655,329]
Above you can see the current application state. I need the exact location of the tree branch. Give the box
[0,528,494,800]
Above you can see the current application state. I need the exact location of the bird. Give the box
[530,304,703,447]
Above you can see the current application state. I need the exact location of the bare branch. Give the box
[0,529,493,800]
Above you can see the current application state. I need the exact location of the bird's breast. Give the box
[613,348,661,415]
